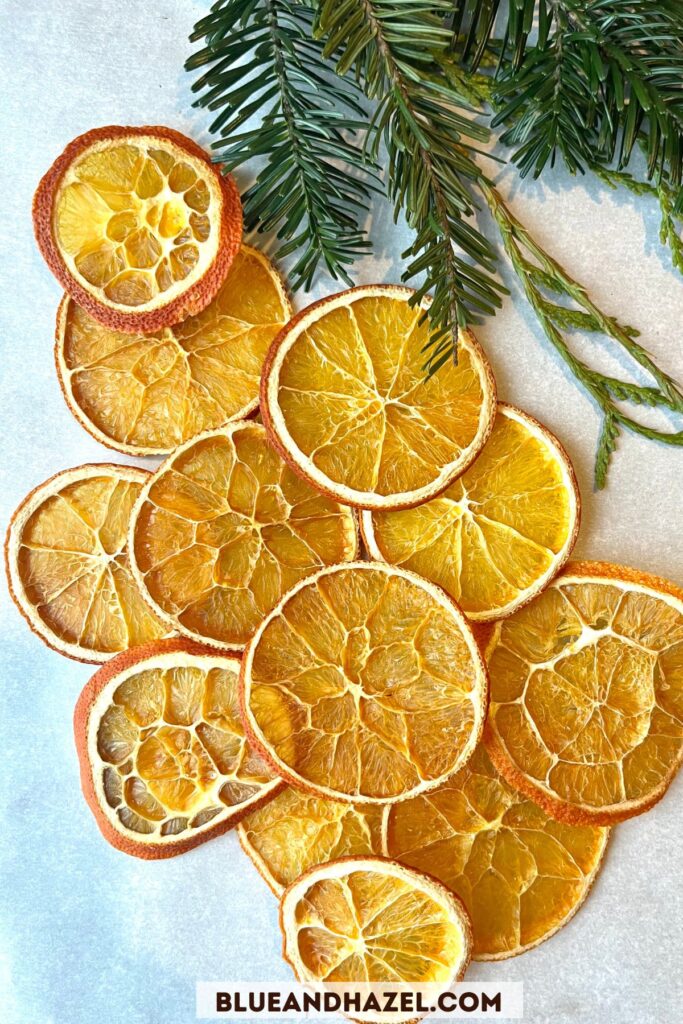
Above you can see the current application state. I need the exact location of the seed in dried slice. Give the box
[384,745,609,960]
[280,856,472,1021]
[33,125,242,333]
[483,561,683,824]
[6,465,167,662]
[241,562,488,803]
[362,404,580,621]
[261,285,496,510]
[239,788,384,895]
[74,638,283,858]
[129,421,358,650]
[55,246,290,455]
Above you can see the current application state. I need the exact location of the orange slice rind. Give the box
[74,638,284,858]
[55,246,291,455]
[5,464,167,662]
[362,404,580,621]
[483,560,683,824]
[240,562,488,803]
[33,125,242,333]
[261,286,496,510]
[383,745,609,960]
[129,421,359,650]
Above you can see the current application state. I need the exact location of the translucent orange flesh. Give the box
[367,409,575,616]
[61,249,289,451]
[247,567,483,800]
[287,867,466,984]
[54,142,215,307]
[487,578,683,813]
[276,298,489,497]
[17,474,165,654]
[96,660,276,838]
[385,746,607,958]
[132,424,357,646]
[241,789,384,891]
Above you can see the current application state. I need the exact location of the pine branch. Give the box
[314,0,507,366]
[186,0,376,289]
[480,178,683,487]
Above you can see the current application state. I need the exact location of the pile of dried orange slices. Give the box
[6,125,683,1009]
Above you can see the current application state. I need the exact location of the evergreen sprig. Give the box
[186,0,375,288]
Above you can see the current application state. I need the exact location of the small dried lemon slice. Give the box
[262,286,496,509]
[6,464,167,662]
[129,421,358,650]
[55,246,291,455]
[280,856,472,1021]
[239,789,384,894]
[75,638,283,858]
[241,562,488,803]
[384,745,609,960]
[33,125,242,333]
[483,561,683,824]
[362,404,580,620]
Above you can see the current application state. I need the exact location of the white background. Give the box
[0,3,681,1023]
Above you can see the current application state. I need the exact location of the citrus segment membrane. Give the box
[130,422,358,650]
[56,247,291,455]
[262,286,496,509]
[239,789,384,894]
[484,562,683,824]
[280,857,472,1022]
[6,465,167,662]
[75,640,282,857]
[241,562,488,803]
[384,745,608,960]
[362,405,580,621]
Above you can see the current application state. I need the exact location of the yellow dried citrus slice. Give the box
[239,789,384,894]
[280,856,472,1015]
[129,422,358,650]
[384,745,609,960]
[363,404,579,621]
[33,126,242,333]
[241,562,488,803]
[262,286,496,509]
[55,246,290,455]
[6,465,167,662]
[483,561,683,824]
[75,638,283,858]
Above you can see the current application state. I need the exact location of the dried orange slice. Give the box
[362,404,580,621]
[75,638,283,858]
[129,422,358,650]
[239,789,384,895]
[483,561,683,824]
[241,562,488,803]
[261,286,496,509]
[55,246,290,455]
[280,856,472,1012]
[33,126,242,333]
[6,465,167,662]
[384,745,609,960]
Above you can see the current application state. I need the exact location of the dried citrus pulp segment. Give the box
[262,286,496,509]
[241,563,488,802]
[55,247,290,455]
[239,789,384,895]
[483,561,683,824]
[33,126,242,332]
[129,422,358,649]
[6,465,167,663]
[384,745,609,960]
[362,405,579,621]
[74,639,282,858]
[280,857,472,1020]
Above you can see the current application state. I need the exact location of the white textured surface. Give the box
[0,3,682,1023]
